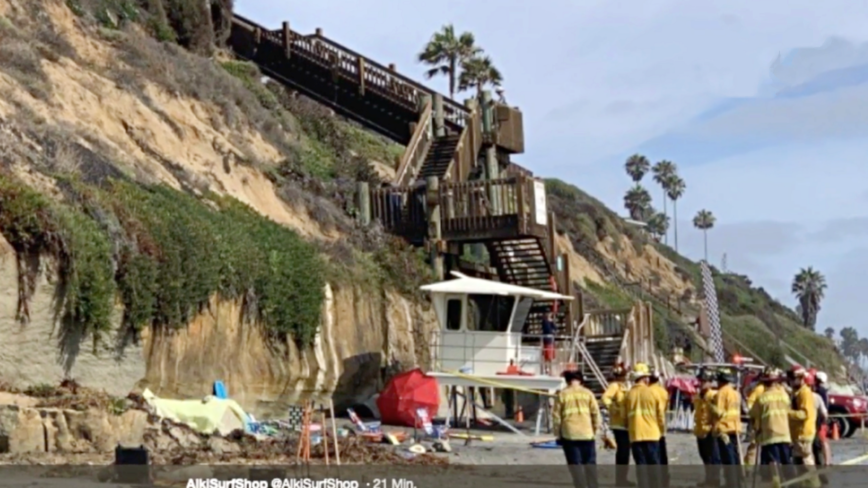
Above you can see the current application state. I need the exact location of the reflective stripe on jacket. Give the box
[789,384,816,441]
[553,384,601,441]
[626,383,665,442]
[749,384,792,446]
[713,383,742,435]
[602,381,628,430]
[693,389,716,438]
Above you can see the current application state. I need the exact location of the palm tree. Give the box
[692,209,716,261]
[624,154,650,183]
[840,327,859,361]
[623,185,652,221]
[646,211,670,241]
[458,55,503,96]
[859,338,868,368]
[665,175,686,252]
[791,267,828,331]
[417,25,480,98]
[824,327,836,340]
[652,160,677,243]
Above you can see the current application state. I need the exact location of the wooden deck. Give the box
[369,176,548,243]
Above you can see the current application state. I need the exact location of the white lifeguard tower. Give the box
[421,271,575,434]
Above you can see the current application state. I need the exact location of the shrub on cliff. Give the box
[0,173,325,348]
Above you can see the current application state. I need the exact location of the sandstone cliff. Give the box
[0,0,434,416]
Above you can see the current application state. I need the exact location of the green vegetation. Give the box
[0,174,325,347]
[548,176,846,374]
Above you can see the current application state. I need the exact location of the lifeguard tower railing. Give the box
[428,331,575,378]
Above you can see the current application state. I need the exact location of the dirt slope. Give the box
[0,0,427,415]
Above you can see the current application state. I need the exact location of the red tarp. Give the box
[377,368,441,428]
[666,376,698,396]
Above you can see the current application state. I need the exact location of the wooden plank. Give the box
[282,21,291,59]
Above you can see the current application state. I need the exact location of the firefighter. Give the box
[602,363,634,486]
[649,368,670,488]
[743,368,769,465]
[712,368,742,488]
[787,366,821,488]
[814,371,832,475]
[694,368,720,487]
[553,369,601,488]
[626,363,666,488]
[749,368,794,486]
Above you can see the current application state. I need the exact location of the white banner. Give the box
[533,180,547,226]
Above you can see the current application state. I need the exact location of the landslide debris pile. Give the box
[0,382,447,466]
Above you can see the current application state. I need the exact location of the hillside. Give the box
[0,0,846,414]
[546,179,845,376]
[0,0,433,415]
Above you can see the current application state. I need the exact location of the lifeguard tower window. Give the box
[466,294,515,332]
[446,299,462,330]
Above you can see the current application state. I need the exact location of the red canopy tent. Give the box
[377,368,441,427]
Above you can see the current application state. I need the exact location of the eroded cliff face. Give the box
[0,235,436,417]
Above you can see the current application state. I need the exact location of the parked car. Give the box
[827,389,868,438]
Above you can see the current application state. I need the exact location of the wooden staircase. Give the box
[582,337,623,396]
[574,305,654,397]
[228,14,468,144]
[417,134,462,180]
[487,238,566,335]
[228,13,579,342]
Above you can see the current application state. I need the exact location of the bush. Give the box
[0,174,326,347]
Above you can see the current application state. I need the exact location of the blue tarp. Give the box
[213,380,228,399]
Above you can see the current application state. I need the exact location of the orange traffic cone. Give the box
[831,421,840,440]
[515,406,524,423]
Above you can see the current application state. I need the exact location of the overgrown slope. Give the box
[0,0,427,381]
[546,179,845,376]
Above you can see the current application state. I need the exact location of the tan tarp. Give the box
[142,388,248,435]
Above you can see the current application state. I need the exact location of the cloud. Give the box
[817,247,868,333]
[669,219,805,273]
[807,217,868,243]
[634,38,868,165]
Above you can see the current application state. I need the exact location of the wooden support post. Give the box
[253,27,261,45]
[548,211,557,268]
[282,21,291,59]
[426,176,443,280]
[481,90,499,213]
[357,58,366,95]
[328,400,341,465]
[563,253,573,336]
[355,181,370,225]
[432,93,445,138]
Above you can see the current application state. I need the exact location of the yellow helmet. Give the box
[631,362,650,379]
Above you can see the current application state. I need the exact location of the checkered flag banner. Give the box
[700,260,725,362]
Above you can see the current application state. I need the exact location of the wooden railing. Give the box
[506,162,533,178]
[618,302,654,367]
[448,106,483,182]
[368,176,548,241]
[232,15,469,128]
[439,177,539,237]
[393,99,433,186]
[583,308,632,336]
[368,185,426,236]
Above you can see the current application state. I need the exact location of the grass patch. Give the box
[0,173,326,347]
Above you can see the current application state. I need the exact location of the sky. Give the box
[237,0,868,337]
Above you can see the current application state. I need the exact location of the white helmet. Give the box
[815,371,828,384]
